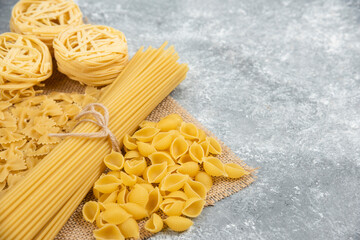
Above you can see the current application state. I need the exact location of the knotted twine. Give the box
[49,103,120,152]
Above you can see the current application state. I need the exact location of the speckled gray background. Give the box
[1,0,360,239]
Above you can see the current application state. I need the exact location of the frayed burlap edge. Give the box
[41,69,257,240]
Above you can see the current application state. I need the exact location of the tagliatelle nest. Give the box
[53,24,128,86]
[0,32,52,93]
[10,0,83,50]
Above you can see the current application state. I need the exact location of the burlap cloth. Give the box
[41,68,257,239]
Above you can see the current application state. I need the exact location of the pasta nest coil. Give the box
[10,0,83,50]
[53,24,128,86]
[0,32,52,91]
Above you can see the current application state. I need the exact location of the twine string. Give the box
[49,103,120,152]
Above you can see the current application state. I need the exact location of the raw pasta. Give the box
[10,0,83,51]
[53,24,128,86]
[164,216,193,232]
[145,213,163,233]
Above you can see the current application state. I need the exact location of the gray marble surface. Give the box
[1,0,360,239]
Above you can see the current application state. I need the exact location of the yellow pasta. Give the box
[139,120,157,129]
[160,198,185,216]
[180,122,199,140]
[170,136,189,159]
[184,179,207,199]
[93,175,122,194]
[137,142,156,157]
[145,187,163,214]
[124,150,141,159]
[119,171,137,187]
[164,191,188,201]
[124,157,147,176]
[164,216,193,232]
[121,203,148,220]
[160,173,188,192]
[99,190,118,204]
[93,224,124,240]
[178,154,194,164]
[194,172,213,192]
[54,24,128,86]
[152,132,174,150]
[103,151,125,171]
[116,186,128,204]
[127,184,149,207]
[145,213,163,234]
[182,198,205,218]
[156,114,182,132]
[148,152,175,166]
[101,205,131,225]
[206,137,222,155]
[122,134,137,150]
[118,218,139,239]
[82,201,100,223]
[188,142,204,163]
[132,127,160,142]
[147,162,168,183]
[177,161,200,177]
[224,163,250,178]
[199,140,210,157]
[202,157,226,177]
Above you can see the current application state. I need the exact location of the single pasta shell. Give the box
[178,154,194,164]
[160,199,185,216]
[160,173,188,192]
[199,140,210,157]
[206,137,222,155]
[124,150,141,159]
[118,218,139,239]
[93,224,124,240]
[119,171,137,187]
[147,161,168,183]
[121,202,148,220]
[94,175,122,193]
[145,213,164,234]
[183,179,207,199]
[116,186,128,204]
[156,117,181,132]
[197,128,207,142]
[139,120,157,128]
[124,157,147,176]
[167,164,181,174]
[182,198,205,218]
[132,127,160,142]
[224,163,250,178]
[137,142,156,157]
[148,151,175,166]
[138,183,155,193]
[202,157,226,177]
[180,122,199,140]
[123,134,137,150]
[95,214,106,229]
[101,206,131,225]
[177,161,200,178]
[82,201,100,223]
[195,171,213,192]
[152,132,174,150]
[164,216,193,232]
[145,187,163,214]
[107,170,120,178]
[163,191,188,201]
[127,184,149,207]
[101,190,118,204]
[188,142,204,163]
[104,150,125,171]
[170,136,189,159]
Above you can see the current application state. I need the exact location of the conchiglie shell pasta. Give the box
[182,198,205,218]
[164,216,193,232]
[199,141,210,157]
[183,179,207,199]
[93,224,124,240]
[103,150,125,171]
[138,183,155,193]
[195,171,213,192]
[148,152,175,166]
[160,198,185,216]
[94,175,122,193]
[202,157,226,177]
[178,154,194,164]
[116,186,128,204]
[224,163,250,178]
[120,171,137,187]
[164,191,188,201]
[170,136,189,159]
[121,203,148,220]
[118,218,139,239]
[180,122,199,140]
[132,127,160,142]
[147,161,168,183]
[145,213,163,234]
[127,184,149,207]
[107,171,120,178]
[167,164,181,174]
[82,201,100,223]
[156,115,182,132]
[206,137,222,155]
[101,206,131,225]
[124,157,147,176]
[177,161,200,178]
[197,128,207,142]
[137,142,156,157]
[123,134,137,150]
[99,190,118,203]
[139,120,157,128]
[124,150,141,159]
[160,173,188,192]
[188,142,204,163]
[95,214,107,229]
[145,187,163,214]
[152,132,174,150]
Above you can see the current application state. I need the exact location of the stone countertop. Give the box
[1,0,359,239]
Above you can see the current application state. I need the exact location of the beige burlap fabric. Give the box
[40,68,256,239]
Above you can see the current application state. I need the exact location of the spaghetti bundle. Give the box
[0,32,52,101]
[0,42,188,240]
[10,0,83,50]
[53,24,128,86]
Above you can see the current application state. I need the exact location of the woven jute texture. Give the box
[42,68,256,239]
